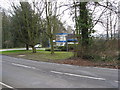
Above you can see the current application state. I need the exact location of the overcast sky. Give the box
[0,0,119,35]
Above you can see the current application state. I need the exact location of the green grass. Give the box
[0,50,28,54]
[1,50,73,62]
[0,49,45,54]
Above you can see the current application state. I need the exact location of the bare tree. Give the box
[45,1,58,54]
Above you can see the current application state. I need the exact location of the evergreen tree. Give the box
[74,2,94,58]
[11,2,41,53]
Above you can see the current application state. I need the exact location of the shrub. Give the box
[57,44,76,51]
[68,44,75,50]
[45,48,61,51]
[85,39,118,61]
[45,48,51,51]
[57,46,67,51]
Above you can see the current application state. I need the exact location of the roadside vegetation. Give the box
[1,49,119,69]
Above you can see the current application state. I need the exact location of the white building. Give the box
[55,33,78,46]
[55,33,68,46]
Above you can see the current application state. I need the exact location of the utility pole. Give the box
[118,1,120,60]
[0,13,2,49]
[106,0,109,40]
[110,10,113,40]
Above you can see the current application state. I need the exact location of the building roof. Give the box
[56,33,69,35]
[67,39,78,42]
[55,41,67,42]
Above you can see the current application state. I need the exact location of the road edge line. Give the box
[0,82,14,89]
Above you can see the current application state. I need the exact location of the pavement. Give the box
[0,48,45,51]
[0,55,119,89]
[0,48,27,51]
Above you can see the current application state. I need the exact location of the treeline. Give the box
[1,2,66,53]
[2,11,25,48]
[1,1,119,60]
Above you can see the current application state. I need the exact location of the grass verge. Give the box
[1,50,73,62]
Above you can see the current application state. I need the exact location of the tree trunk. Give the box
[110,11,113,40]
[106,1,109,40]
[118,39,120,60]
[74,2,78,57]
[50,37,54,54]
[26,44,29,50]
[118,25,120,60]
[118,1,120,60]
[32,46,36,53]
[76,2,89,58]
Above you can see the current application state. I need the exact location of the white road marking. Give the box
[18,55,25,57]
[93,67,117,71]
[0,82,14,89]
[51,71,63,74]
[115,81,119,83]
[51,71,106,81]
[12,63,36,69]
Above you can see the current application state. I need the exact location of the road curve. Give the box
[0,55,119,88]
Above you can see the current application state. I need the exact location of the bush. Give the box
[68,44,75,50]
[57,44,76,51]
[45,48,51,51]
[86,39,118,62]
[45,48,61,51]
[57,46,67,51]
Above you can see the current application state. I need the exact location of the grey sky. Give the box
[0,0,119,35]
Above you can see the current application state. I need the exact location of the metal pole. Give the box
[66,36,68,52]
[118,2,120,60]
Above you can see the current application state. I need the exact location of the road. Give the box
[0,55,119,89]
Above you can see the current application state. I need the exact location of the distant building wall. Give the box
[55,33,78,46]
[55,33,68,46]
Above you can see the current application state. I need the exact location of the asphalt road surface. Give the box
[0,55,119,89]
